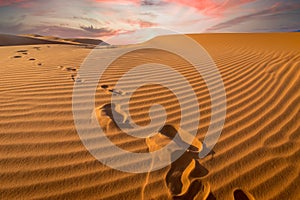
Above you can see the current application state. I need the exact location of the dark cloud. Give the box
[73,16,103,25]
[79,25,116,35]
[141,0,166,6]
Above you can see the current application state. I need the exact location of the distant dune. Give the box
[0,33,299,200]
[0,33,108,46]
[64,38,109,46]
[0,34,67,46]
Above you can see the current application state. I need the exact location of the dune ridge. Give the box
[0,33,299,199]
[0,34,107,46]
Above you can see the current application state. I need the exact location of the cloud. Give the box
[0,0,26,6]
[206,1,300,32]
[140,12,157,18]
[73,16,104,25]
[92,0,139,4]
[0,21,118,38]
[43,25,116,38]
[0,22,24,33]
[1,0,299,40]
[80,25,117,36]
[0,0,35,8]
[164,0,256,16]
[90,0,166,7]
[125,19,158,28]
[141,0,166,6]
[89,0,256,16]
[139,20,158,28]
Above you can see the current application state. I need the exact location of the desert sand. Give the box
[0,33,299,200]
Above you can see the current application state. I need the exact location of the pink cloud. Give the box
[125,19,158,28]
[92,0,140,4]
[0,0,30,7]
[0,0,37,8]
[89,0,256,16]
[164,0,256,16]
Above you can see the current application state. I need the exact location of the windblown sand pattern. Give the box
[0,33,299,200]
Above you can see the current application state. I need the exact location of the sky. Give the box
[0,0,299,44]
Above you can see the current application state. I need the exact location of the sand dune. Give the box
[0,34,106,46]
[0,34,74,46]
[0,33,299,200]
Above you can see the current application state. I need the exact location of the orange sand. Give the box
[0,33,299,200]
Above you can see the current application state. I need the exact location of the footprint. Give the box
[13,55,22,58]
[199,143,216,158]
[206,192,217,200]
[115,104,128,123]
[66,67,77,72]
[94,103,132,131]
[152,124,210,199]
[169,171,210,200]
[33,46,41,50]
[16,50,28,53]
[159,125,202,153]
[101,85,109,89]
[100,85,126,96]
[99,103,128,124]
[37,63,42,66]
[71,74,84,83]
[177,160,197,196]
[29,58,36,61]
[184,180,210,200]
[165,151,209,197]
[58,66,77,72]
[143,125,210,200]
[233,189,255,200]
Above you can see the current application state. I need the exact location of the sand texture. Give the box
[0,33,299,200]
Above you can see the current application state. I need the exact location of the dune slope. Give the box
[0,33,299,200]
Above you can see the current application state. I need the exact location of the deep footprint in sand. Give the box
[166,152,210,199]
[16,50,28,53]
[33,46,41,50]
[13,55,22,58]
[233,189,256,200]
[94,103,132,132]
[100,85,126,96]
[58,66,77,72]
[66,67,77,72]
[145,124,210,199]
[71,74,84,83]
[174,180,211,200]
